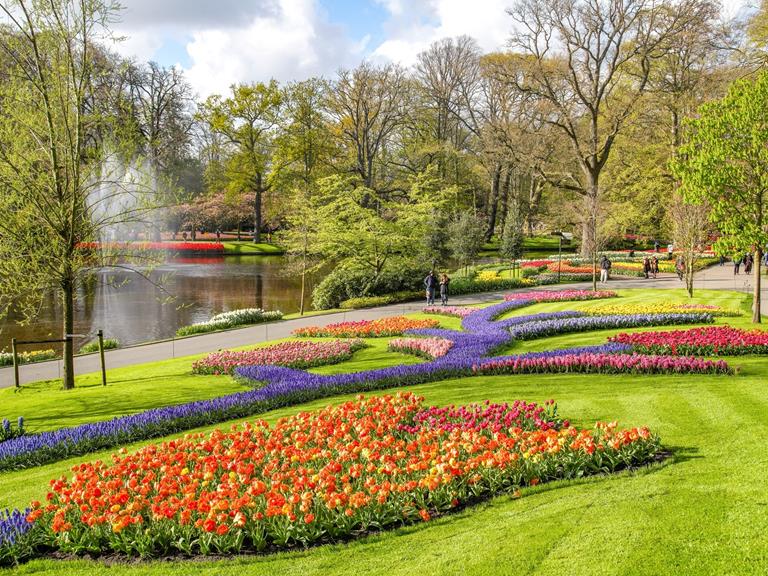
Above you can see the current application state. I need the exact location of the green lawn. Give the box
[221,241,284,255]
[2,289,767,575]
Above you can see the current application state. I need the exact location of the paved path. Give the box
[1,263,764,388]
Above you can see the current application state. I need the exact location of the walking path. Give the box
[1,263,764,388]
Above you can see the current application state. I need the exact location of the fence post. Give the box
[97,330,107,387]
[11,337,19,388]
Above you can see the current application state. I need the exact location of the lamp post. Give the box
[550,231,573,284]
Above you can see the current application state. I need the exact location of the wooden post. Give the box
[97,330,107,387]
[11,338,19,388]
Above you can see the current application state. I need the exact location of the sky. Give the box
[111,0,753,99]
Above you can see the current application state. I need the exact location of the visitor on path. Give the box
[654,241,660,253]
[651,256,659,279]
[182,231,188,241]
[744,253,753,274]
[424,271,437,305]
[734,256,742,275]
[439,273,450,305]
[675,255,685,281]
[215,229,221,241]
[643,256,651,279]
[599,256,612,283]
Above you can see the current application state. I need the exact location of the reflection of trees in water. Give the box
[0,258,324,352]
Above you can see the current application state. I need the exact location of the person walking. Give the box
[675,255,685,281]
[744,253,753,274]
[439,273,450,305]
[734,255,742,275]
[599,255,611,283]
[643,256,651,279]
[719,255,726,266]
[651,256,659,279]
[424,271,437,305]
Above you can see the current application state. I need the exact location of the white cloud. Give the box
[182,0,359,97]
[371,0,512,66]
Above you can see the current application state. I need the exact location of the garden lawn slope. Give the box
[0,289,765,575]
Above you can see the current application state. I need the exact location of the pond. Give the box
[0,256,324,354]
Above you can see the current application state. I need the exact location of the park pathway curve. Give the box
[1,262,764,388]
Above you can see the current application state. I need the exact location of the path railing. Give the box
[10,330,108,388]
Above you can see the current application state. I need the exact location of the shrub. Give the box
[448,276,533,294]
[340,291,422,309]
[78,339,119,354]
[312,261,426,310]
[176,309,283,336]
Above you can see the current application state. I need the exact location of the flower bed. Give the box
[177,308,283,337]
[504,290,617,303]
[0,349,57,367]
[609,326,768,356]
[6,394,659,563]
[293,317,439,338]
[192,340,367,375]
[0,292,725,474]
[400,399,565,433]
[545,262,643,277]
[474,353,731,376]
[0,509,34,565]
[508,313,714,341]
[388,337,454,359]
[422,306,475,318]
[587,303,741,318]
[79,241,225,254]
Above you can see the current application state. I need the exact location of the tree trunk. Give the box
[753,248,762,324]
[686,255,695,297]
[62,278,75,390]
[253,172,263,244]
[485,165,502,242]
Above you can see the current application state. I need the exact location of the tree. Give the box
[448,213,486,275]
[672,72,768,322]
[670,193,710,297]
[199,81,282,243]
[500,198,525,273]
[500,0,694,269]
[328,63,410,194]
[0,0,155,389]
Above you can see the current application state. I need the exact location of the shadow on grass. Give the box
[666,444,702,464]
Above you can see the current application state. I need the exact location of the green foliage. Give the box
[499,199,525,263]
[340,292,424,309]
[448,213,486,269]
[673,72,768,257]
[312,260,425,310]
[672,71,768,318]
[78,339,119,354]
[448,276,533,294]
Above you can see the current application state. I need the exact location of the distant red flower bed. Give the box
[78,242,224,253]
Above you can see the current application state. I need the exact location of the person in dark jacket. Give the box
[424,271,437,305]
[643,256,651,279]
[439,273,450,305]
[651,256,659,279]
[599,256,611,283]
[744,253,753,274]
[734,255,742,275]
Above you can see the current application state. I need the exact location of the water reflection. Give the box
[0,256,321,352]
